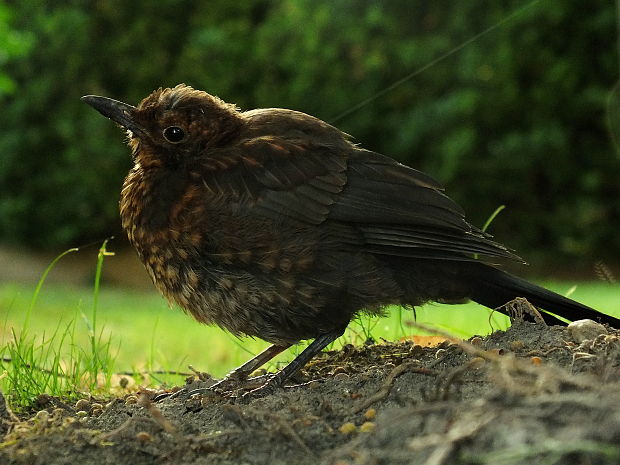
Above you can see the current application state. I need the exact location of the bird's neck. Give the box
[120,164,190,242]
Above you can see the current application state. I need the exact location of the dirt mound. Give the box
[2,320,620,465]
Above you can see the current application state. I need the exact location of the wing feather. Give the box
[203,135,518,261]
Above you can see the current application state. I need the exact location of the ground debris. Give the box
[2,322,620,465]
[0,389,18,437]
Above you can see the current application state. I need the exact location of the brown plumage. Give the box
[82,84,619,397]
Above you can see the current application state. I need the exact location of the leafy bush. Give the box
[1,0,618,266]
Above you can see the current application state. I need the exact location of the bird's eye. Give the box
[163,126,186,143]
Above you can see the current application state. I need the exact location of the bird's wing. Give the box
[331,150,521,261]
[202,137,519,261]
[201,136,348,224]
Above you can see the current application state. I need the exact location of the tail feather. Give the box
[464,263,619,327]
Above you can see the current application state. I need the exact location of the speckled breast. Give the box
[118,164,327,343]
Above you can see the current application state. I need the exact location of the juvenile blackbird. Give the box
[82,85,620,396]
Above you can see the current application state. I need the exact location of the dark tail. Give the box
[463,262,620,327]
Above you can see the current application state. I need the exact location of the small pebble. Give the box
[34,410,49,422]
[567,319,608,344]
[125,395,138,405]
[410,344,424,355]
[359,421,375,433]
[332,366,348,376]
[342,344,355,353]
[530,356,543,366]
[76,410,88,418]
[75,399,91,411]
[470,336,483,347]
[334,372,349,382]
[363,408,376,420]
[339,422,357,434]
[91,408,103,417]
[509,340,525,351]
[136,431,152,442]
[90,403,103,412]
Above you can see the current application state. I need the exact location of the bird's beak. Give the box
[81,95,145,137]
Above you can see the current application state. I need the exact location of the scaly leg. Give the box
[242,332,342,398]
[155,343,290,401]
[205,343,290,393]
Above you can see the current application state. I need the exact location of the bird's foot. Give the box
[207,372,274,395]
[179,373,278,403]
[154,373,277,404]
[238,374,321,400]
[157,374,322,407]
[239,376,282,401]
[153,388,187,402]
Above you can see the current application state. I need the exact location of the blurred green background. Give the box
[0,0,619,272]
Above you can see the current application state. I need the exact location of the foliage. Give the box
[1,0,618,265]
[0,3,33,95]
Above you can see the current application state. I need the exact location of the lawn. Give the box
[2,278,618,389]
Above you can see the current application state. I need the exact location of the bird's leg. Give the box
[209,343,290,392]
[242,331,342,399]
[155,343,290,402]
[184,343,290,398]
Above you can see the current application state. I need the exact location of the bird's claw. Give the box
[155,371,317,405]
[167,373,279,406]
[207,373,276,394]
[153,388,188,402]
[239,382,279,401]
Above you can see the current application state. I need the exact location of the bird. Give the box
[82,84,620,397]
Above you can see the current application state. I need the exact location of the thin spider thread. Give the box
[329,0,543,124]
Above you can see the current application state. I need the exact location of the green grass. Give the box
[1,249,619,408]
[0,243,119,407]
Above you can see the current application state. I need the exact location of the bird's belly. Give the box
[135,240,333,344]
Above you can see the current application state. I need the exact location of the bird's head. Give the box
[82,84,243,167]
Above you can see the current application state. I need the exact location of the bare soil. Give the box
[2,316,620,465]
